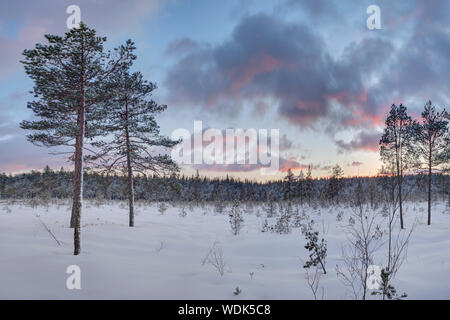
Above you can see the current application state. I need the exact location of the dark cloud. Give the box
[165,1,450,148]
[335,130,381,154]
[164,12,394,129]
[360,0,450,115]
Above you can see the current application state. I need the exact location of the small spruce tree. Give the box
[229,199,244,235]
[303,228,327,274]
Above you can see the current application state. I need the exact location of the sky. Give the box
[0,0,449,181]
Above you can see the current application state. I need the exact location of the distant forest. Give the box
[1,166,448,204]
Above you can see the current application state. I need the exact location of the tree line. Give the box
[1,166,447,206]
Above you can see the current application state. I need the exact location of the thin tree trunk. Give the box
[396,156,404,229]
[319,259,326,275]
[125,102,134,227]
[398,178,403,229]
[362,264,368,300]
[427,145,432,225]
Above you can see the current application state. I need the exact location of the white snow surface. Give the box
[0,200,449,299]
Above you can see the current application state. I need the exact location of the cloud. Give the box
[335,130,381,154]
[164,12,396,130]
[165,13,338,125]
[357,0,450,116]
[164,1,450,147]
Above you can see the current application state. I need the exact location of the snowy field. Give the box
[0,199,449,299]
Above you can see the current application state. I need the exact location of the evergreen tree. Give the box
[304,165,314,206]
[191,170,203,204]
[264,189,277,217]
[303,228,327,274]
[296,170,305,205]
[20,23,134,254]
[229,199,244,235]
[380,104,414,229]
[274,201,292,234]
[94,68,180,226]
[326,164,344,203]
[411,101,449,225]
[283,168,296,201]
[40,165,57,201]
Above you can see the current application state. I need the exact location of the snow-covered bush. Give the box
[229,200,244,236]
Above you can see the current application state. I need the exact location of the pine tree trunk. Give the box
[72,98,85,255]
[398,177,403,229]
[427,145,432,225]
[125,102,134,227]
[71,49,86,254]
[396,154,404,229]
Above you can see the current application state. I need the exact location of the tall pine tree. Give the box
[20,23,134,254]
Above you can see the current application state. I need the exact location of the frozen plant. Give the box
[291,206,303,228]
[261,219,272,233]
[336,211,343,222]
[305,266,325,300]
[214,199,226,214]
[273,201,292,234]
[336,183,383,300]
[229,199,244,236]
[157,202,168,215]
[179,205,187,218]
[371,268,407,300]
[155,240,165,252]
[202,241,229,276]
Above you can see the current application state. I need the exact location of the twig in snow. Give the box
[36,215,61,246]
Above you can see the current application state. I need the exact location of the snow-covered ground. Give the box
[0,200,449,299]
